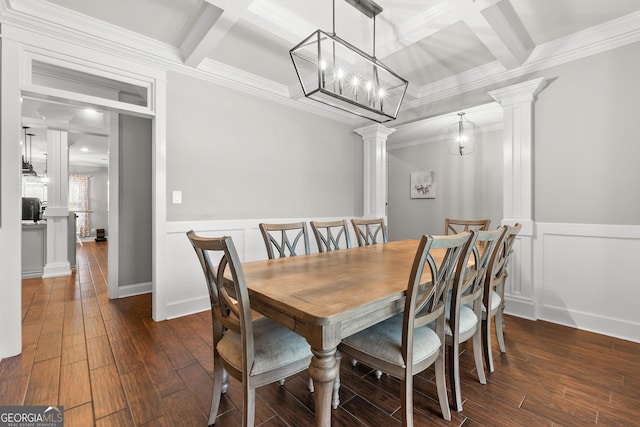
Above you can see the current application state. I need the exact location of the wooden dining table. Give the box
[242,239,425,427]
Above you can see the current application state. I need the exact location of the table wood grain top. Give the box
[242,239,423,324]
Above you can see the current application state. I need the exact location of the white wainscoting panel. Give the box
[164,217,354,319]
[160,219,640,343]
[534,222,640,343]
[503,233,537,320]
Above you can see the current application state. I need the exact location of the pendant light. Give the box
[290,0,408,123]
[449,112,476,156]
[22,126,38,176]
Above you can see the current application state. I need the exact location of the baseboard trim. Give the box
[504,295,537,320]
[541,304,640,344]
[165,296,210,320]
[42,262,71,278]
[118,281,152,298]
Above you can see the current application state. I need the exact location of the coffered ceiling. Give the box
[31,0,640,117]
[5,0,640,164]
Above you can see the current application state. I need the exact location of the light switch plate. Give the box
[172,190,182,204]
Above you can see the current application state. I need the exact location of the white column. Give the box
[43,129,71,278]
[354,124,396,219]
[489,77,546,319]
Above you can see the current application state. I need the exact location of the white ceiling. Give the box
[12,0,640,165]
[40,0,639,89]
[21,99,109,171]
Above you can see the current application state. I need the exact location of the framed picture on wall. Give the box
[410,171,436,199]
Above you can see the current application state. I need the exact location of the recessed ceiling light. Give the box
[81,147,89,152]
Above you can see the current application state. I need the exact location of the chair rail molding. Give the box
[489,77,547,320]
[354,124,396,220]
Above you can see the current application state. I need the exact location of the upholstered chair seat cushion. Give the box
[445,304,478,336]
[217,317,312,376]
[480,290,501,313]
[340,314,441,367]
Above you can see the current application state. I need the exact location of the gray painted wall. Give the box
[118,115,152,286]
[391,41,640,232]
[534,42,640,225]
[165,71,364,221]
[388,130,503,240]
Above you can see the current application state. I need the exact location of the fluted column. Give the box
[354,124,396,219]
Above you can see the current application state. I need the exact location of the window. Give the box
[69,175,90,237]
[22,179,47,202]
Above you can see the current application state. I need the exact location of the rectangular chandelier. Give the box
[289,1,408,123]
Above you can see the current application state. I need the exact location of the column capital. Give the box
[489,77,547,106]
[354,123,396,140]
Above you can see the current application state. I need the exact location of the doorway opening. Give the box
[20,96,153,301]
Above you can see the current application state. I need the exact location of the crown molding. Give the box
[525,10,640,68]
[192,59,358,124]
[401,10,640,114]
[1,0,359,124]
[387,122,504,151]
[389,102,503,150]
[5,0,178,66]
[2,0,639,126]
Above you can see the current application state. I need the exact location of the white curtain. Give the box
[68,175,90,237]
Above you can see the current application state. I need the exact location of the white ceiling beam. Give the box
[375,2,461,59]
[245,0,315,43]
[241,0,532,70]
[180,0,254,68]
[460,0,535,69]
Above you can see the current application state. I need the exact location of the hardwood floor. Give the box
[1,240,639,426]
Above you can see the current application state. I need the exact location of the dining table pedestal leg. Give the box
[308,347,339,427]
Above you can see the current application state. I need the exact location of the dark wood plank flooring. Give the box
[1,241,639,426]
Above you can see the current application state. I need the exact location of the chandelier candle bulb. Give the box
[320,60,327,88]
[352,76,359,100]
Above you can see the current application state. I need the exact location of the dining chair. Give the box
[351,218,388,246]
[186,231,313,427]
[349,217,388,378]
[258,220,341,407]
[310,219,351,252]
[444,218,491,235]
[259,222,310,258]
[445,227,503,411]
[481,223,522,373]
[338,231,475,425]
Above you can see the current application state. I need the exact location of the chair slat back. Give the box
[259,222,310,259]
[310,220,351,252]
[351,218,388,246]
[445,218,491,235]
[492,223,522,280]
[479,226,509,309]
[186,231,255,367]
[402,231,474,367]
[460,228,505,308]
